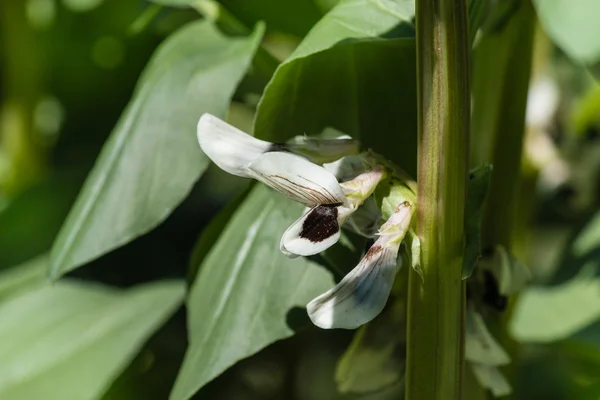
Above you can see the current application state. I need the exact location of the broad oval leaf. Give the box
[533,0,600,64]
[510,276,600,342]
[253,0,417,173]
[0,256,47,301]
[0,276,184,400]
[170,185,334,400]
[513,210,600,342]
[49,21,264,279]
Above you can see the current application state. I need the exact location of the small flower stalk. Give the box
[197,113,417,329]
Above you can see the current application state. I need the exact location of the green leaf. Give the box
[49,21,264,279]
[336,301,406,394]
[550,209,600,285]
[491,245,530,295]
[468,0,488,44]
[533,0,600,64]
[170,185,334,400]
[0,256,47,301]
[572,211,600,258]
[462,164,493,279]
[254,0,418,174]
[187,184,252,282]
[62,0,104,12]
[0,279,184,400]
[510,276,600,343]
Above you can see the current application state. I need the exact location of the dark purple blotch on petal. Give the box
[300,204,340,243]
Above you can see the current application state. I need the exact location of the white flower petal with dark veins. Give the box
[307,242,401,329]
[197,113,271,177]
[247,152,346,207]
[465,310,510,366]
[280,205,342,257]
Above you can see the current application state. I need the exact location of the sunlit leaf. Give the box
[572,211,600,258]
[0,256,47,301]
[0,279,184,400]
[510,276,600,342]
[533,0,600,64]
[187,184,251,281]
[61,0,104,12]
[49,21,264,279]
[170,185,334,400]
[550,209,600,285]
[254,0,418,174]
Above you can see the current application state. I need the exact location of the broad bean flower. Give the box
[197,113,415,329]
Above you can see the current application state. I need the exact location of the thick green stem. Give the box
[405,0,470,398]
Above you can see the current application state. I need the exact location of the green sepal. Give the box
[374,178,417,221]
[406,229,423,280]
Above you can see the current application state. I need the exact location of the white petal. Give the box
[285,137,359,165]
[197,113,271,177]
[280,205,341,257]
[323,155,368,181]
[470,363,512,397]
[465,310,510,366]
[344,196,381,238]
[279,243,300,258]
[247,152,346,206]
[340,167,386,200]
[307,240,401,329]
[377,201,413,248]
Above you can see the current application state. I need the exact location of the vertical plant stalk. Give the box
[405,0,470,398]
[475,1,536,249]
[473,3,536,395]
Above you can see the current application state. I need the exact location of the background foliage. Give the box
[1,0,600,399]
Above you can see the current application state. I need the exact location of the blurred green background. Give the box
[1,0,600,399]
